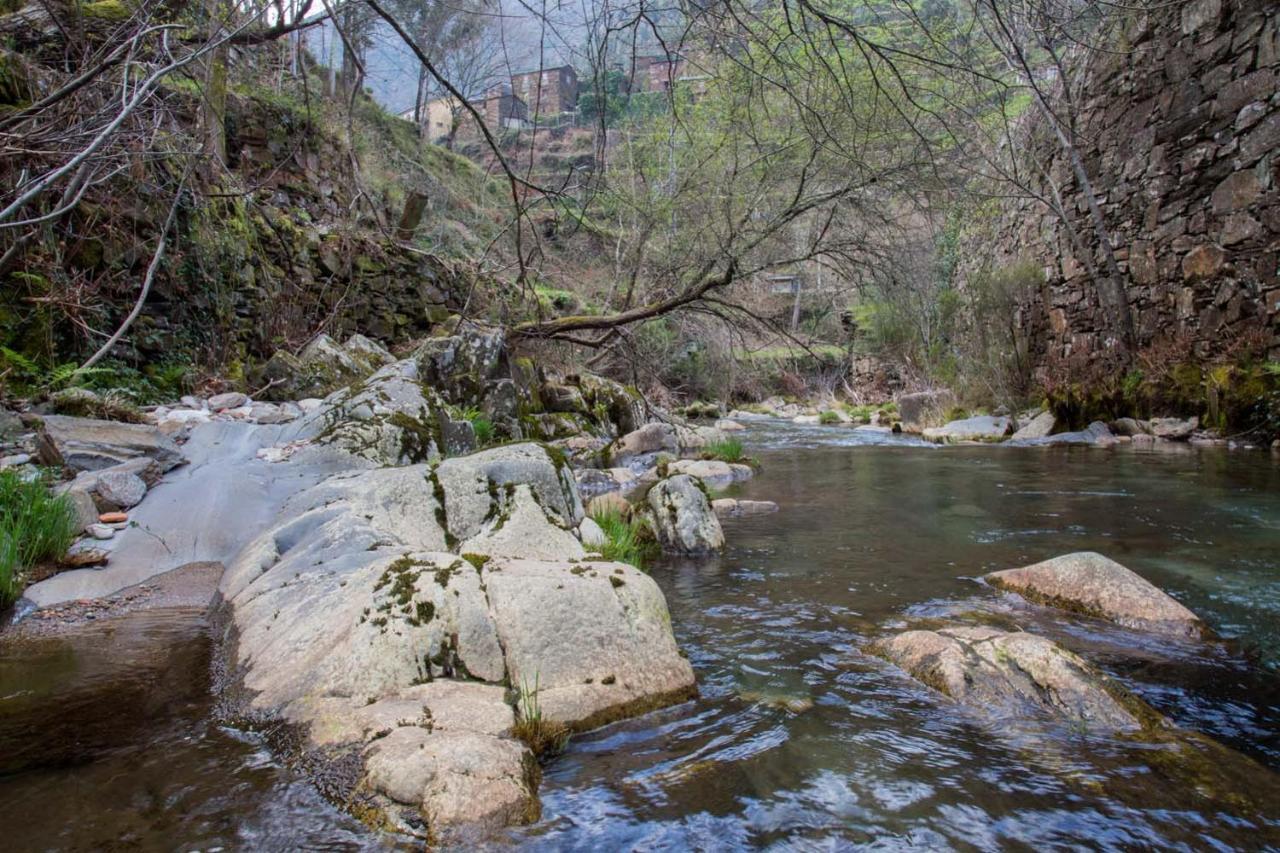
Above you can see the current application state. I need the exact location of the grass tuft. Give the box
[701,437,746,463]
[589,506,657,569]
[818,410,841,425]
[0,470,79,610]
[512,673,570,758]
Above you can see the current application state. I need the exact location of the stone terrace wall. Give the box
[980,0,1278,366]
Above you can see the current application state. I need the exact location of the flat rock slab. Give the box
[986,551,1205,637]
[36,415,186,472]
[923,416,1012,443]
[871,626,1153,732]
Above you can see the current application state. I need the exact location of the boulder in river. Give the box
[646,474,724,554]
[36,415,186,472]
[896,389,956,431]
[666,458,753,490]
[985,551,1205,637]
[871,626,1155,732]
[922,415,1012,443]
[1010,410,1056,440]
[216,441,694,841]
[1149,416,1198,440]
[1005,421,1116,448]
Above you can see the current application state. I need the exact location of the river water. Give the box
[2,422,1278,850]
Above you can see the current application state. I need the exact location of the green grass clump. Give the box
[818,410,841,425]
[512,673,570,758]
[589,507,657,569]
[0,470,78,610]
[701,437,746,463]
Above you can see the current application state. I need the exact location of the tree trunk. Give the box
[395,190,429,241]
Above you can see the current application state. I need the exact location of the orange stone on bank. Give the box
[98,511,128,524]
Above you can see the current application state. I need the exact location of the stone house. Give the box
[510,65,579,117]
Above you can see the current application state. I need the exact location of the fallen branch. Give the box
[79,177,186,372]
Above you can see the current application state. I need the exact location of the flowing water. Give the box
[1,422,1278,850]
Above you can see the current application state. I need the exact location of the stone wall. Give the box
[978,0,1278,367]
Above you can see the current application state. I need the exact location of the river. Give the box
[2,422,1277,849]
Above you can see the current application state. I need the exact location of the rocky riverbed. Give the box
[2,327,1277,847]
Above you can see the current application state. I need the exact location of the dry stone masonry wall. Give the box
[982,0,1278,364]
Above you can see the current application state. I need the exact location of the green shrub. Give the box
[0,470,78,610]
[818,410,840,425]
[589,507,657,569]
[701,437,746,463]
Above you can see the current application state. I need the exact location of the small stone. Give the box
[578,517,609,548]
[62,547,109,568]
[208,392,249,410]
[95,470,147,509]
[98,511,128,523]
[87,523,116,540]
[0,453,32,467]
[66,487,100,532]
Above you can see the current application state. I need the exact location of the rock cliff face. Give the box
[980,0,1278,364]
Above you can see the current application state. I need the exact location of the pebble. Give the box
[87,523,116,540]
[98,511,128,523]
[0,453,31,467]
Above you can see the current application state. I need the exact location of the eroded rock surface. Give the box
[986,552,1205,637]
[217,440,693,841]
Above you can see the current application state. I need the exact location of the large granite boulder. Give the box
[923,415,1013,443]
[310,359,454,465]
[871,626,1154,732]
[35,415,186,472]
[433,443,582,543]
[985,552,1205,637]
[646,474,724,554]
[217,442,693,841]
[484,557,696,729]
[256,333,393,400]
[896,389,956,431]
[611,422,680,461]
[572,373,645,435]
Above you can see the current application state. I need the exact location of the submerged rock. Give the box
[712,498,778,517]
[666,458,753,490]
[986,551,1205,637]
[646,474,724,554]
[871,626,1153,732]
